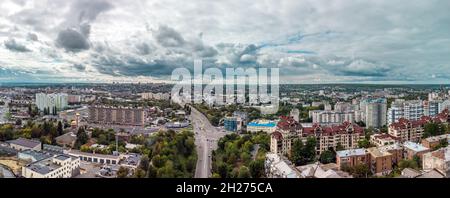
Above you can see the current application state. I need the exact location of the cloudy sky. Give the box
[0,0,449,84]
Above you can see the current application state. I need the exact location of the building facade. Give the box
[303,122,365,154]
[309,110,362,125]
[362,98,387,128]
[270,116,301,156]
[388,100,425,125]
[88,106,145,126]
[7,138,41,151]
[36,93,68,114]
[336,149,368,170]
[370,133,401,147]
[366,147,393,176]
[422,146,450,177]
[224,117,238,132]
[247,120,277,133]
[388,118,426,142]
[22,155,80,178]
[403,141,430,160]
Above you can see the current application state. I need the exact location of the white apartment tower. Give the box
[36,93,69,114]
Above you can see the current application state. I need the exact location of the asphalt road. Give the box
[190,106,227,178]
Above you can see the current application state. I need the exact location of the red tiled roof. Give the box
[302,122,364,136]
[271,131,283,140]
[390,109,449,130]
[277,116,302,131]
[372,133,401,141]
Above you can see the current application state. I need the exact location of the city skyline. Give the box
[0,0,450,84]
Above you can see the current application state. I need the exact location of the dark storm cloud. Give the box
[55,0,114,52]
[154,25,186,47]
[72,0,114,23]
[73,64,86,71]
[4,38,31,52]
[135,43,151,55]
[27,33,38,41]
[56,28,90,51]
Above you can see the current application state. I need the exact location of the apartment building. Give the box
[366,147,393,176]
[303,122,365,154]
[403,141,430,160]
[22,155,80,178]
[361,98,387,128]
[270,116,301,156]
[422,146,450,177]
[387,100,424,125]
[88,106,145,126]
[35,93,68,114]
[388,118,426,142]
[378,143,403,165]
[336,149,368,170]
[370,133,401,147]
[422,134,450,149]
[309,110,363,125]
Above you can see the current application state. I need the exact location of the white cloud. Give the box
[0,0,449,83]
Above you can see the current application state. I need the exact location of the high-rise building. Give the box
[36,93,68,115]
[88,106,145,126]
[290,108,300,122]
[388,100,424,125]
[309,110,362,125]
[362,98,387,128]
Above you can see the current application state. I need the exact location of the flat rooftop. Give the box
[424,134,449,142]
[19,150,52,161]
[7,138,40,148]
[68,150,120,160]
[378,143,402,152]
[403,141,429,152]
[26,158,61,175]
[336,148,366,158]
[248,120,277,127]
[367,147,392,158]
[54,155,71,161]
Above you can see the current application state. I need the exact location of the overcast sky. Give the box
[0,0,449,84]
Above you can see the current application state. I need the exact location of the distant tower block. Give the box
[75,113,80,127]
[290,108,300,122]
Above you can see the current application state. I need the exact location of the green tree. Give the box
[152,155,165,168]
[291,139,304,165]
[358,139,372,148]
[211,173,221,178]
[75,127,88,148]
[423,123,445,138]
[147,165,157,178]
[352,164,371,178]
[133,168,146,178]
[398,159,419,170]
[217,163,229,178]
[117,166,129,178]
[57,121,63,136]
[413,155,422,169]
[335,142,345,151]
[319,150,335,164]
[237,166,251,178]
[303,136,317,163]
[249,159,265,178]
[139,155,150,172]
